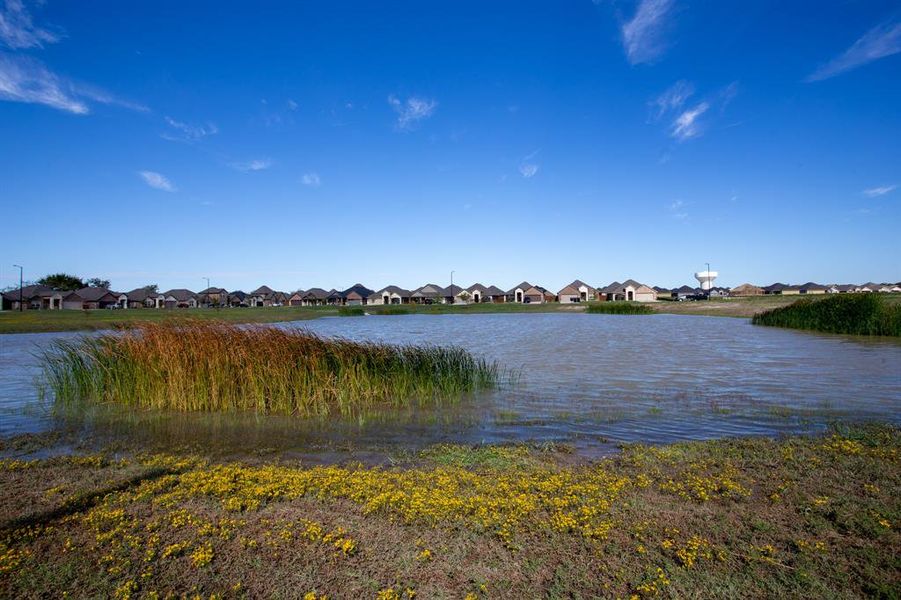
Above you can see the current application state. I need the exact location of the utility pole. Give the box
[13,264,23,311]
[203,277,211,307]
[450,270,455,304]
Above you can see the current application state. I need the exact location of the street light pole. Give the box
[12,264,23,311]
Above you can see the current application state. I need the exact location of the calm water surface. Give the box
[1,314,899,459]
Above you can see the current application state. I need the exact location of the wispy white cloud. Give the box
[0,1,145,115]
[863,184,897,197]
[139,171,176,192]
[0,0,59,49]
[518,164,539,178]
[388,94,437,130]
[808,21,901,82]
[0,52,87,113]
[671,102,709,141]
[162,116,218,142]
[650,79,693,121]
[301,172,321,187]
[669,199,688,220]
[231,158,272,173]
[621,0,675,65]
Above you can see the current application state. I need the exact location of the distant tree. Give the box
[142,284,159,293]
[85,277,111,289]
[37,273,84,291]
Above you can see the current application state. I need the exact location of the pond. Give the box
[1,313,899,460]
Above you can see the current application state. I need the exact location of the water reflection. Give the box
[1,314,899,460]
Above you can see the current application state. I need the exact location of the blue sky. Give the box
[1,0,899,293]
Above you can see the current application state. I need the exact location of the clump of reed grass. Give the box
[752,293,901,336]
[585,302,654,315]
[374,306,410,316]
[42,320,502,417]
[337,306,365,317]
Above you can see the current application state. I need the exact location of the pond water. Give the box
[1,313,899,460]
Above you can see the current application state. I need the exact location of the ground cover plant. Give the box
[586,302,655,315]
[0,426,897,598]
[41,320,501,417]
[753,293,901,336]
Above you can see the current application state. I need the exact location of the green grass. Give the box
[337,306,365,317]
[752,293,901,336]
[586,301,654,315]
[41,320,503,417]
[0,305,337,334]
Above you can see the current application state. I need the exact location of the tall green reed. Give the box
[42,320,504,417]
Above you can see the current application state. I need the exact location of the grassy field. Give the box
[0,425,897,598]
[0,305,336,334]
[4,295,901,334]
[0,303,583,334]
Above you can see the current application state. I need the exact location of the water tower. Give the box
[694,264,718,291]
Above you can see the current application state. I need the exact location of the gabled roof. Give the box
[674,285,697,294]
[125,287,162,302]
[198,287,228,295]
[72,287,119,302]
[763,283,788,292]
[799,282,827,291]
[250,285,274,296]
[342,284,374,298]
[466,283,488,294]
[484,285,506,296]
[2,284,58,301]
[162,289,197,301]
[369,285,412,299]
[411,284,447,298]
[229,290,248,300]
[445,284,463,296]
[302,288,330,299]
[599,281,622,294]
[507,281,533,294]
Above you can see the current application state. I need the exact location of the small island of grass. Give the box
[42,320,502,417]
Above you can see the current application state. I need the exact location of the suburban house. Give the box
[287,291,305,306]
[557,280,598,303]
[762,283,788,295]
[600,280,658,302]
[198,287,229,307]
[62,287,127,310]
[731,283,764,296]
[1,285,66,310]
[411,284,448,304]
[248,285,281,307]
[341,284,374,305]
[507,282,554,304]
[228,291,249,307]
[125,287,164,308]
[708,287,731,298]
[671,285,700,300]
[368,286,412,305]
[326,290,345,305]
[457,284,506,303]
[300,288,330,306]
[798,282,827,295]
[653,286,671,296]
[161,289,198,309]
